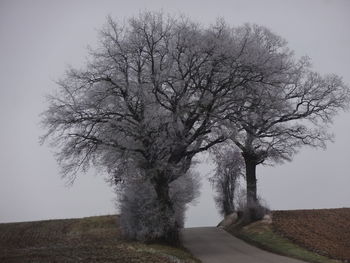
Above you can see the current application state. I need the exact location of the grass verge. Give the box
[230,221,341,263]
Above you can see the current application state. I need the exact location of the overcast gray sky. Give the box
[0,0,349,227]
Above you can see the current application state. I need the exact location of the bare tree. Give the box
[222,25,350,215]
[210,146,244,217]
[40,13,260,243]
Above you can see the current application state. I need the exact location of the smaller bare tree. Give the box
[210,147,244,217]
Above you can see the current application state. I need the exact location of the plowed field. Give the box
[0,215,196,263]
[273,208,350,261]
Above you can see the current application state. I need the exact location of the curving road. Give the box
[181,227,306,263]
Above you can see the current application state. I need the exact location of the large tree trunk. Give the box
[243,155,258,207]
[144,151,191,245]
[241,152,270,223]
[152,175,180,245]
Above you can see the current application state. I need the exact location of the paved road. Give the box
[181,227,306,263]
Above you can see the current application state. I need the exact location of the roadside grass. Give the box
[231,221,341,263]
[0,215,199,263]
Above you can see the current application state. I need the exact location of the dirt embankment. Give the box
[273,208,350,262]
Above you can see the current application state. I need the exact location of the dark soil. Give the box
[273,208,350,261]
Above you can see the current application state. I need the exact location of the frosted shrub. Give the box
[119,179,173,242]
[236,193,270,224]
[119,171,200,242]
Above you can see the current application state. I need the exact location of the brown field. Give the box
[0,215,197,263]
[273,208,350,261]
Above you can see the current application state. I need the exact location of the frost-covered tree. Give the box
[119,170,200,241]
[222,25,350,213]
[210,147,244,217]
[40,13,262,243]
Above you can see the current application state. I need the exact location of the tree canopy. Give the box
[41,12,350,243]
[41,13,268,242]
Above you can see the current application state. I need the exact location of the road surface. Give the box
[182,227,306,263]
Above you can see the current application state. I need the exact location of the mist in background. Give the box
[0,0,349,227]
